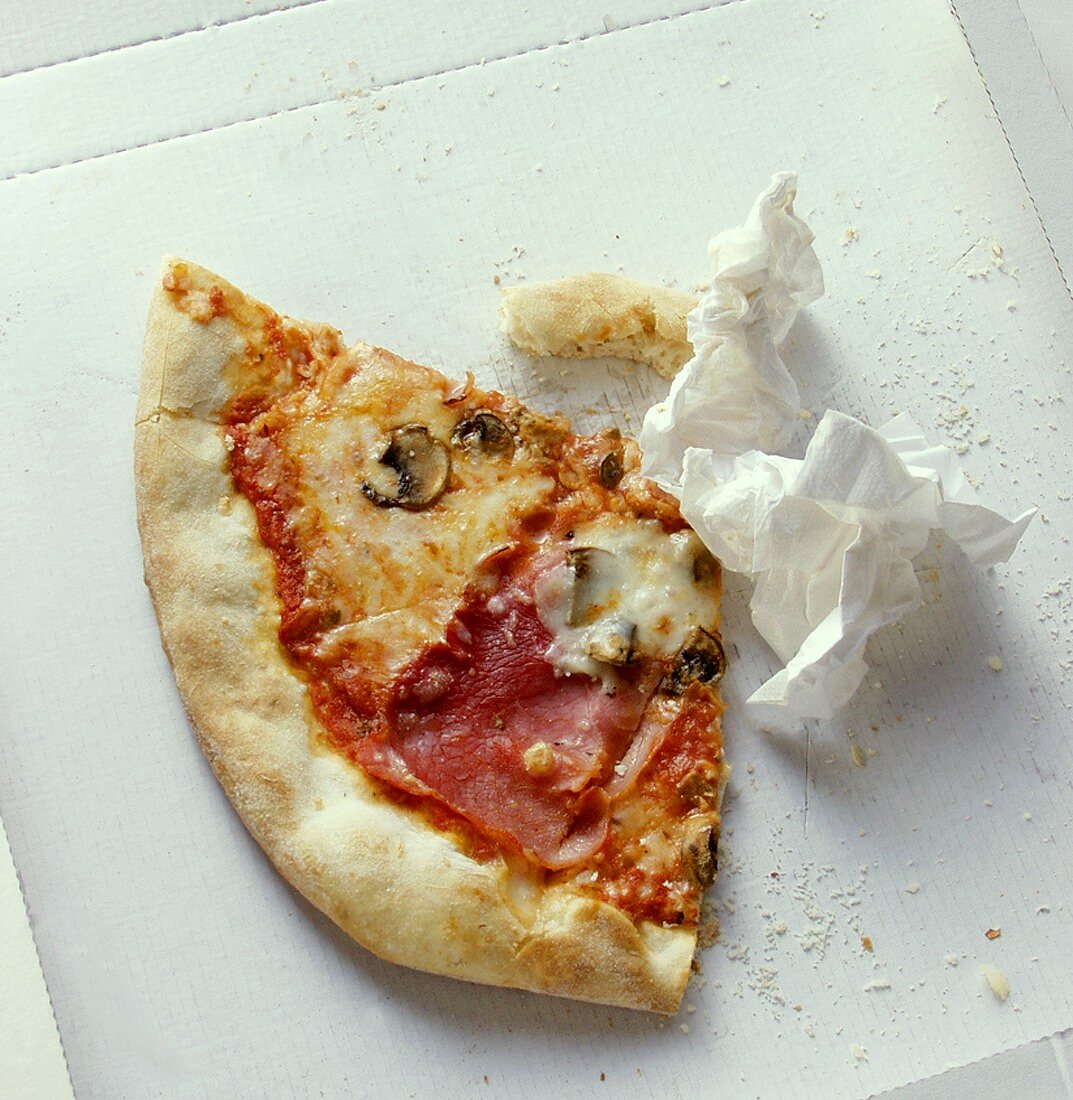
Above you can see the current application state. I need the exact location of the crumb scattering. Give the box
[981,964,1010,1002]
[988,655,1003,672]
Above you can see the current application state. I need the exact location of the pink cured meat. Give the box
[359,553,654,868]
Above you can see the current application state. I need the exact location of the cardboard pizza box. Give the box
[1,1,1071,1096]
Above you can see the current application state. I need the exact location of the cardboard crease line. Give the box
[1,0,741,183]
[950,0,1071,300]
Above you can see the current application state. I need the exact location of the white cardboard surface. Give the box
[884,1027,1073,1099]
[953,0,1073,293]
[2,1,1072,1097]
[0,0,718,177]
[0,0,317,77]
[0,819,73,1100]
[1018,0,1073,116]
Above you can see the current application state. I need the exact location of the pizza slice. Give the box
[135,259,728,1013]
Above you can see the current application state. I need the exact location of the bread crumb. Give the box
[981,964,1010,1002]
[863,979,891,992]
[988,655,1003,671]
[717,75,731,87]
[216,495,232,516]
[985,927,1001,940]
[850,744,865,768]
[696,913,720,949]
[944,952,959,967]
[851,1043,868,1062]
[905,882,921,894]
[861,935,874,952]
[680,1023,690,1034]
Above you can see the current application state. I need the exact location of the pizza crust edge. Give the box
[134,261,699,1014]
[499,273,697,379]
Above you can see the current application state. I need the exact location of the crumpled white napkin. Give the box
[639,173,1035,719]
[641,171,824,483]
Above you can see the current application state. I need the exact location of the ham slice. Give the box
[358,553,655,869]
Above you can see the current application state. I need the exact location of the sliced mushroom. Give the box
[451,412,514,458]
[661,626,727,694]
[691,545,719,585]
[360,425,450,509]
[683,820,718,888]
[565,546,621,627]
[677,767,718,809]
[599,450,624,489]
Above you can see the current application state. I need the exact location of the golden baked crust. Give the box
[499,273,697,379]
[135,258,718,1013]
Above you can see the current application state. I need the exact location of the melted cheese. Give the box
[270,349,555,673]
[534,516,720,684]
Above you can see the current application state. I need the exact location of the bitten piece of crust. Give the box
[499,273,696,379]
